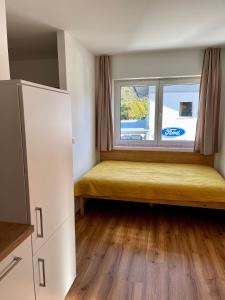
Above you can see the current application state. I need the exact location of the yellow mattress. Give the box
[74,160,225,205]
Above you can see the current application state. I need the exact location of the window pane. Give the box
[161,84,200,142]
[120,85,156,141]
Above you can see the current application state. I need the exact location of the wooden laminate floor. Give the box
[66,200,225,300]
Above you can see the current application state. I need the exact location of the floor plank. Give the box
[66,200,225,300]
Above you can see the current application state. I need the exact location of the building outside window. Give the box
[114,77,200,149]
[179,102,193,117]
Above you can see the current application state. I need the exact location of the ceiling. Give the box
[6,0,225,58]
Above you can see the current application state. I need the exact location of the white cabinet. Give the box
[21,84,74,253]
[0,237,35,300]
[0,80,76,299]
[33,215,76,300]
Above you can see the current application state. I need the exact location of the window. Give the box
[179,102,193,117]
[114,78,200,149]
[119,85,156,142]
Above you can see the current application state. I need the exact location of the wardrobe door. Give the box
[33,215,76,300]
[20,85,74,253]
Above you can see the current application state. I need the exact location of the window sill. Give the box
[113,145,194,153]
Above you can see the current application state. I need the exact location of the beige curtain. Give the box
[97,56,113,151]
[194,48,221,155]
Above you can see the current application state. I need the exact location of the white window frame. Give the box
[114,77,200,150]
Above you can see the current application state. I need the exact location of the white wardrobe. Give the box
[0,80,76,299]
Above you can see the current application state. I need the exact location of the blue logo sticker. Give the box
[161,127,186,137]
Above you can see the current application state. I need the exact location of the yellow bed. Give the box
[74,160,225,215]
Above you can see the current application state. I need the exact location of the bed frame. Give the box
[77,150,217,216]
[100,150,214,166]
[78,195,225,216]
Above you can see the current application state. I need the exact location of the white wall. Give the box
[57,31,97,182]
[10,59,59,88]
[112,49,225,177]
[0,0,10,79]
[215,49,225,177]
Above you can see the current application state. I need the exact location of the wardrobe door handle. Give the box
[0,257,22,281]
[38,258,46,287]
[35,207,44,238]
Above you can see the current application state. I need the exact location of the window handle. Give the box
[35,207,44,238]
[38,258,46,287]
[0,257,22,281]
[159,111,162,121]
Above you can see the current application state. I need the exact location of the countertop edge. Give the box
[0,224,34,262]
